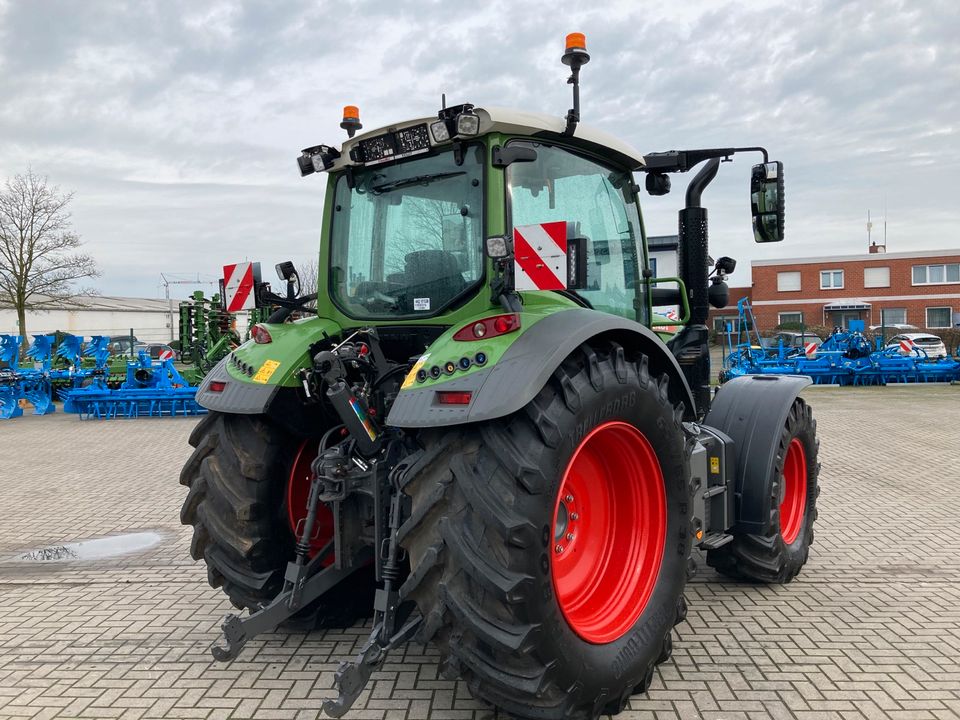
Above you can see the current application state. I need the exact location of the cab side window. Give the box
[507,142,643,321]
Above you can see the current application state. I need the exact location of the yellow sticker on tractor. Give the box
[252,359,281,384]
[401,354,430,389]
[710,456,720,474]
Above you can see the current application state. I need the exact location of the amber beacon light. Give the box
[565,32,586,52]
[340,105,362,138]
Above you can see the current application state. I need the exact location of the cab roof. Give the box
[333,105,646,171]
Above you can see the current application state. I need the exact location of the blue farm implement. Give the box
[59,352,206,419]
[720,299,960,385]
[0,333,205,420]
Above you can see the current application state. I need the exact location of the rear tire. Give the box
[399,342,692,720]
[179,412,374,625]
[706,397,820,583]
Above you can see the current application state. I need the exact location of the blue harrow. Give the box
[0,334,206,420]
[60,352,206,419]
[721,299,960,385]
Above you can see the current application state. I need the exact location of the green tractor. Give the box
[180,34,820,719]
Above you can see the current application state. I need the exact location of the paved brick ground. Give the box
[1,385,959,719]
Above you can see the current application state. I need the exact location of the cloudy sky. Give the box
[1,0,957,297]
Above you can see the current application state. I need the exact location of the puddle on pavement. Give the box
[14,531,163,562]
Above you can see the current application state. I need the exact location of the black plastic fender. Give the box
[386,307,698,428]
[195,356,280,414]
[703,374,812,534]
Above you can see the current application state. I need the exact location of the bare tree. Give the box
[298,257,319,298]
[0,170,99,345]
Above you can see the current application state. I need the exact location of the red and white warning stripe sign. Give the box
[899,338,915,354]
[804,341,818,357]
[158,348,175,361]
[513,222,568,291]
[222,262,261,312]
[661,309,680,333]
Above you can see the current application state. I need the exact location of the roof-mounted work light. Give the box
[455,107,480,136]
[297,144,341,176]
[430,103,480,143]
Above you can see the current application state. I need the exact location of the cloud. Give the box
[0,0,957,295]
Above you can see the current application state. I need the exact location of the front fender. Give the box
[703,374,812,533]
[386,307,697,428]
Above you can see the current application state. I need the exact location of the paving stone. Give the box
[0,386,958,718]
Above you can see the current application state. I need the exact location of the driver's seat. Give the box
[403,250,464,312]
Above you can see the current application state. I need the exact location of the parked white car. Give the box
[885,333,948,359]
[868,323,918,332]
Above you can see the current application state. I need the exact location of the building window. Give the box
[926,307,952,328]
[649,257,658,277]
[913,263,960,285]
[863,266,890,288]
[777,271,801,292]
[778,312,803,326]
[820,269,844,289]
[713,315,737,333]
[880,308,906,325]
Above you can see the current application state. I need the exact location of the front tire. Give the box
[706,397,820,583]
[399,343,692,719]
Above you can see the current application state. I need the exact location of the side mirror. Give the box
[751,161,785,243]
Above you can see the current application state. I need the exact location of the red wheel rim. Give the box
[550,421,667,644]
[287,440,335,566]
[779,438,807,545]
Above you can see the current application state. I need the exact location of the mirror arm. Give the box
[641,146,768,174]
[735,145,769,163]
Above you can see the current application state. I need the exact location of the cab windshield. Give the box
[330,145,484,319]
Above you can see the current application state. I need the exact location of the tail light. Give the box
[208,380,226,393]
[452,313,521,342]
[251,324,272,344]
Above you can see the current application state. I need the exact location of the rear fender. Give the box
[386,307,697,428]
[196,315,342,415]
[703,374,812,534]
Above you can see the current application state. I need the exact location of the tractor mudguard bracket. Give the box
[210,548,371,662]
[688,423,736,548]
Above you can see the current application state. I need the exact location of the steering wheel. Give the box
[355,282,399,311]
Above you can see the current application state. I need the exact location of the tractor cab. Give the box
[304,103,652,327]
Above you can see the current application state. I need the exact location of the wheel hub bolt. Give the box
[555,544,564,553]
[566,533,574,541]
[570,512,579,521]
[565,494,574,503]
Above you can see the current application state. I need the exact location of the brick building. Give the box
[709,247,960,333]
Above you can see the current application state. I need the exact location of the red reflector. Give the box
[436,391,472,405]
[251,324,272,344]
[208,380,226,393]
[452,313,521,342]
